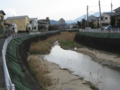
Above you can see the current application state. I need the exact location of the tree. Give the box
[88,15,96,22]
[81,19,86,29]
[110,16,115,27]
[77,21,81,28]
[38,25,41,31]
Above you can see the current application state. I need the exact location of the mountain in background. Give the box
[50,12,104,25]
[50,20,58,25]
[66,12,100,24]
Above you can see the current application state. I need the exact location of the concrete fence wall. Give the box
[74,32,120,54]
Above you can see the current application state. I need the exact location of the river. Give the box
[44,45,120,90]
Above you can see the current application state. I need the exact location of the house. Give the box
[98,7,120,27]
[38,20,49,31]
[0,10,6,30]
[100,13,113,26]
[93,17,99,28]
[6,15,30,32]
[113,7,120,27]
[30,18,38,31]
[39,17,50,24]
[38,17,50,31]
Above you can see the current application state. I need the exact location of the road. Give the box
[0,39,6,90]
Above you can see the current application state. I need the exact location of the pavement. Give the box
[0,39,7,90]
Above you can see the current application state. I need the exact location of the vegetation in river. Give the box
[28,56,52,90]
[29,31,82,54]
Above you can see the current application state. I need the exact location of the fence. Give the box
[2,31,59,90]
[2,33,30,90]
[80,28,120,33]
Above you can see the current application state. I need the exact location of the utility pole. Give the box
[111,0,113,15]
[99,0,102,28]
[87,5,89,27]
[84,15,86,28]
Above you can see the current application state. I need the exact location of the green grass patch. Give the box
[59,40,82,49]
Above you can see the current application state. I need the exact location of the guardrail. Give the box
[2,31,59,90]
[2,33,30,90]
[80,28,120,33]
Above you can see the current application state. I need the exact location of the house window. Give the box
[105,17,107,20]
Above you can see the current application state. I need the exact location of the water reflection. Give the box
[44,45,120,90]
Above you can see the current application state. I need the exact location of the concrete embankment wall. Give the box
[6,31,60,90]
[74,32,120,54]
[19,32,60,72]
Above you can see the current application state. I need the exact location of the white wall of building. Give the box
[100,13,111,24]
[30,18,38,31]
[9,23,18,33]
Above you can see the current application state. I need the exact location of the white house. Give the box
[100,13,112,26]
[30,18,38,31]
[10,23,18,33]
[26,24,32,31]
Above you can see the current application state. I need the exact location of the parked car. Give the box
[103,25,112,30]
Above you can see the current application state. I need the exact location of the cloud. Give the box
[3,8,18,18]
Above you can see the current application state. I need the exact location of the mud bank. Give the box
[28,55,95,90]
[75,47,120,68]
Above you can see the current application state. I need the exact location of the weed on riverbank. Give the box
[29,32,82,54]
[28,56,52,90]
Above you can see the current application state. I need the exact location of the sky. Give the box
[1,0,120,21]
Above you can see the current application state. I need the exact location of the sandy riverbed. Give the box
[28,55,93,90]
[75,47,120,67]
[28,46,120,90]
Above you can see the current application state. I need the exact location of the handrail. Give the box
[2,31,59,90]
[80,28,120,33]
[2,37,15,90]
[2,33,31,90]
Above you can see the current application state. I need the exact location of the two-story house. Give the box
[38,17,50,31]
[0,10,6,30]
[30,18,38,31]
[99,7,120,27]
[113,7,120,27]
[6,15,30,32]
[100,13,113,26]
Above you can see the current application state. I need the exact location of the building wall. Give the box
[58,18,65,25]
[93,20,98,27]
[114,16,120,26]
[6,17,30,31]
[30,19,38,31]
[0,13,5,29]
[101,14,111,24]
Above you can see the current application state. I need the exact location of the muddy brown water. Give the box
[43,45,120,90]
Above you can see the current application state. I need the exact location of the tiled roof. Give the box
[0,10,6,15]
[103,12,120,16]
[6,15,29,20]
[30,18,37,21]
[114,7,120,12]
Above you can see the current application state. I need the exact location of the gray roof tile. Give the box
[0,10,6,15]
[6,15,29,20]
